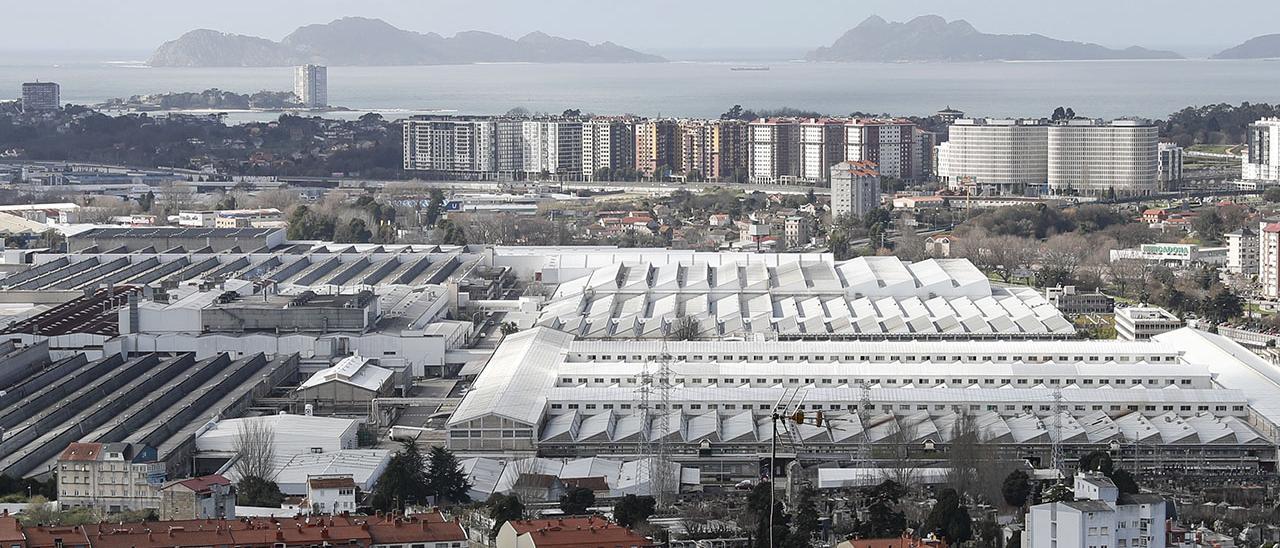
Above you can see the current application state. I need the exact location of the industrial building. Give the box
[0,345,297,479]
[448,326,1280,477]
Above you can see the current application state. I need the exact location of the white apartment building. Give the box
[800,120,846,183]
[830,161,881,220]
[494,119,526,173]
[1028,473,1167,548]
[1158,143,1184,189]
[582,119,634,180]
[1261,222,1280,299]
[1115,306,1183,341]
[58,442,164,514]
[402,118,497,173]
[845,119,920,181]
[1244,118,1280,184]
[294,65,328,108]
[1225,227,1259,277]
[523,120,583,176]
[1048,119,1159,197]
[748,119,800,184]
[937,119,1049,195]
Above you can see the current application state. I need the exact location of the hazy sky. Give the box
[6,0,1277,54]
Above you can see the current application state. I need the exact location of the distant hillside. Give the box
[808,15,1183,62]
[1212,34,1280,59]
[149,17,664,67]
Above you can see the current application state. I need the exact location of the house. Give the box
[836,533,947,548]
[496,516,653,548]
[158,474,235,520]
[303,475,357,515]
[924,234,958,258]
[0,514,24,548]
[1142,209,1168,224]
[1027,472,1167,548]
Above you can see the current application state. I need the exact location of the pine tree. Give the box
[371,440,429,511]
[425,446,471,505]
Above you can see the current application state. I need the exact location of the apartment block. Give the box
[845,119,920,181]
[635,119,680,178]
[830,161,881,220]
[582,118,635,180]
[748,119,801,184]
[21,82,60,112]
[58,442,164,514]
[800,119,847,183]
[1048,119,1159,197]
[1245,118,1280,184]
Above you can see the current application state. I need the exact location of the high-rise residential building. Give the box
[522,119,583,176]
[20,81,60,112]
[718,120,750,182]
[830,161,881,220]
[845,119,921,181]
[935,106,965,125]
[936,118,1049,195]
[748,119,801,184]
[402,116,497,174]
[1261,222,1280,299]
[582,118,635,180]
[799,119,847,183]
[678,119,723,181]
[1244,118,1280,184]
[1047,119,1159,197]
[1226,227,1259,277]
[634,119,680,178]
[494,119,526,173]
[1157,142,1184,190]
[293,65,328,108]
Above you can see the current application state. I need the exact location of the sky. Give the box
[5,0,1278,55]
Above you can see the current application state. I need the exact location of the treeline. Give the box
[99,89,302,110]
[1159,102,1280,146]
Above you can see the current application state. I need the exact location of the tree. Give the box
[425,446,471,505]
[858,481,908,539]
[371,440,429,511]
[1266,186,1280,203]
[1078,451,1114,475]
[789,486,820,548]
[233,418,276,481]
[139,190,155,212]
[335,218,373,244]
[1001,470,1031,507]
[1110,469,1140,495]
[924,488,972,544]
[745,483,790,548]
[500,322,519,336]
[559,486,596,515]
[487,493,525,539]
[237,476,284,508]
[1193,210,1226,243]
[670,315,701,341]
[424,189,445,226]
[1041,481,1074,503]
[613,494,656,528]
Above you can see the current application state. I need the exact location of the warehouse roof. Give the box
[297,353,393,393]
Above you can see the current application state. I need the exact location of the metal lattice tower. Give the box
[651,341,675,508]
[1051,389,1065,472]
[854,380,872,467]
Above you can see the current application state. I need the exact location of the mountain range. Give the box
[1212,34,1280,59]
[807,15,1183,62]
[148,17,665,67]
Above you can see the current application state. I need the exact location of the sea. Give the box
[1,50,1278,124]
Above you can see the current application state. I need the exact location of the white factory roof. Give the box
[1156,328,1280,432]
[195,414,360,456]
[449,326,1280,446]
[0,213,55,235]
[223,449,391,495]
[449,328,575,427]
[460,456,698,500]
[297,353,393,393]
[539,257,1074,339]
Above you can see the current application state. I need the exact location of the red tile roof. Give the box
[59,443,103,462]
[508,517,653,548]
[170,474,231,494]
[308,476,357,490]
